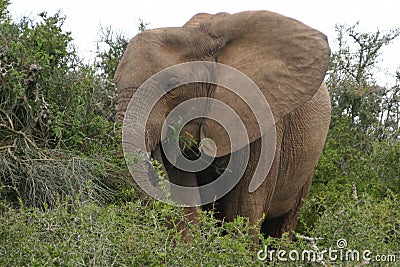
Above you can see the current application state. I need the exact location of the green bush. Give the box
[0,199,260,266]
[0,9,118,152]
[2,194,397,266]
[298,182,399,265]
[0,1,126,208]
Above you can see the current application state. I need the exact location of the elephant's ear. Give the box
[199,10,331,157]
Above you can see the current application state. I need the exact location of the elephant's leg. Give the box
[153,145,200,242]
[261,173,312,239]
[167,165,201,242]
[169,152,202,230]
[196,154,229,218]
[217,132,283,242]
[263,85,330,238]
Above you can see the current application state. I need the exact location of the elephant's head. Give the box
[115,10,330,161]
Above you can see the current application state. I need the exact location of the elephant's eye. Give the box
[163,76,180,92]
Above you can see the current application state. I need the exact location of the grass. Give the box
[0,144,121,209]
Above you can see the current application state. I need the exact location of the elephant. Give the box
[115,10,331,240]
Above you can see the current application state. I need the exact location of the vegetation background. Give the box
[0,0,399,265]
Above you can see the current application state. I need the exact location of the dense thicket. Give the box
[1,1,399,265]
[0,0,126,207]
[314,23,400,193]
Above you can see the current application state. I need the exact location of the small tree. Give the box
[326,23,400,145]
[0,2,123,208]
[327,24,400,128]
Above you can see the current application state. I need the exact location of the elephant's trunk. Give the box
[115,86,136,124]
[151,142,171,183]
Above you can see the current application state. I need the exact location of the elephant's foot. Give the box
[166,207,199,243]
[261,174,313,239]
[180,207,200,242]
[261,214,295,239]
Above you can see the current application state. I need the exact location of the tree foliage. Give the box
[0,1,126,208]
[308,22,400,240]
[315,23,400,188]
[327,23,400,142]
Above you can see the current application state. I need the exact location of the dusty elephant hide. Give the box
[115,10,331,240]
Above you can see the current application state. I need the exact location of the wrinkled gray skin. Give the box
[115,11,331,239]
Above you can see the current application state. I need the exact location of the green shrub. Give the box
[298,182,399,265]
[0,1,127,208]
[0,199,260,266]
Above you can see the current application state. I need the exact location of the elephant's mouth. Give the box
[149,131,228,190]
[150,139,202,186]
